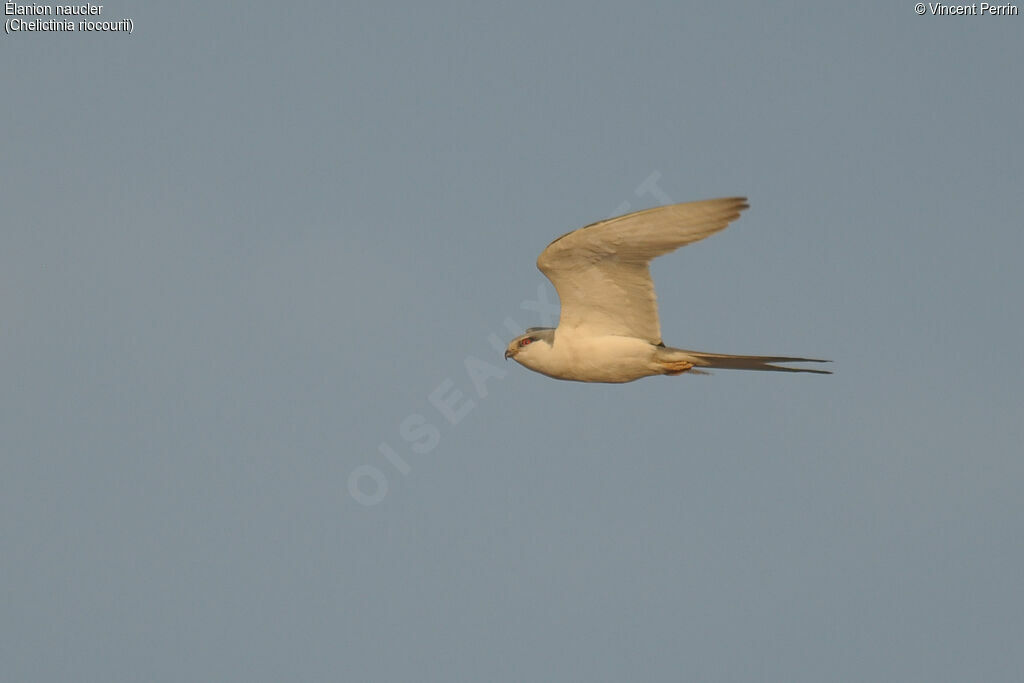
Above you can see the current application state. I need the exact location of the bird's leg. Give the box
[660,360,695,376]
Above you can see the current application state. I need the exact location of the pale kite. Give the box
[504,198,831,383]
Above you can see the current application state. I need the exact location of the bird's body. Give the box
[511,328,664,383]
[504,198,830,382]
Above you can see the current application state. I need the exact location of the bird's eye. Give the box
[520,338,532,347]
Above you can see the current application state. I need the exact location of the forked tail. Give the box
[660,348,832,374]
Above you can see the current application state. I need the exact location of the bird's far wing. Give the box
[536,198,749,343]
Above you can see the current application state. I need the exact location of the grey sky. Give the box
[3,2,1022,681]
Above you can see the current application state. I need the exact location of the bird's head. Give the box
[504,327,555,364]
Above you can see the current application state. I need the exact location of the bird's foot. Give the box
[661,360,695,376]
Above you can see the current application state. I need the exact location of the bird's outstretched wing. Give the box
[537,198,749,343]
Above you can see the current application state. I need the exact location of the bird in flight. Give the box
[504,198,831,383]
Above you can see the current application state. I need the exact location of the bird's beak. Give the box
[504,349,512,360]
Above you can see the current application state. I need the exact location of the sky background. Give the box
[3,2,1022,681]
